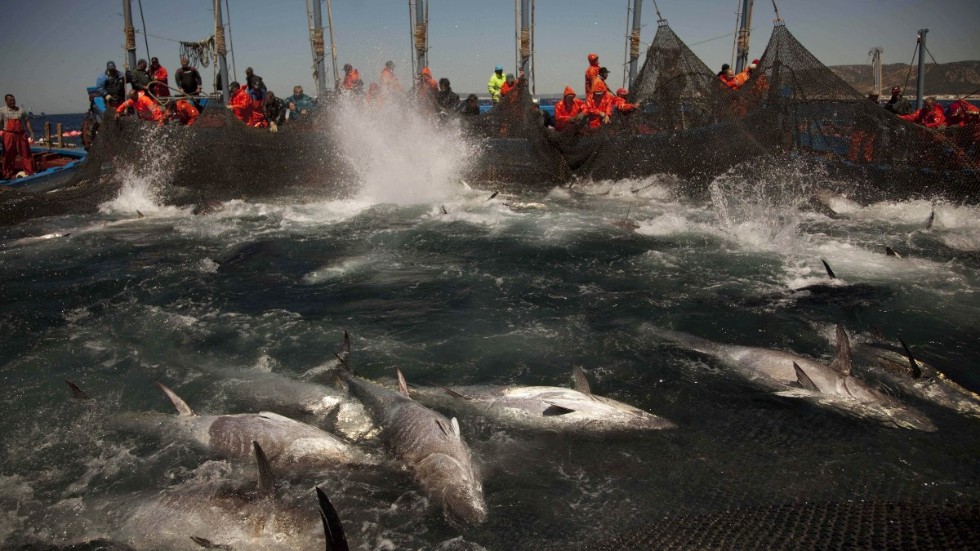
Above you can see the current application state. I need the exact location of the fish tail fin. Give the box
[155,382,195,416]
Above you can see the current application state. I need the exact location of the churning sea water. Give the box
[1,107,979,549]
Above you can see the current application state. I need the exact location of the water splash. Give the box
[99,127,177,215]
[328,96,479,204]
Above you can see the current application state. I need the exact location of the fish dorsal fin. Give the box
[440,386,472,400]
[396,368,410,398]
[793,362,821,392]
[316,486,350,551]
[572,366,592,395]
[885,246,902,258]
[253,441,275,498]
[451,417,461,438]
[339,331,351,362]
[441,205,448,215]
[898,336,923,379]
[925,209,935,229]
[829,324,852,377]
[435,417,460,440]
[488,191,499,200]
[136,210,145,219]
[543,404,576,416]
[821,259,837,279]
[189,536,231,550]
[156,382,195,416]
[65,380,90,400]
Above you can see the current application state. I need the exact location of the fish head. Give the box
[415,452,487,525]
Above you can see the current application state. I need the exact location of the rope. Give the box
[125,25,136,51]
[901,40,917,93]
[630,29,641,59]
[520,28,530,60]
[414,24,427,52]
[137,0,150,59]
[214,25,227,57]
[312,28,325,56]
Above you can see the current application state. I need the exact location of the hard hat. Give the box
[495,64,503,72]
[588,53,599,62]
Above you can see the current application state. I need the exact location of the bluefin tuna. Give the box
[334,335,487,524]
[153,382,376,470]
[651,325,936,431]
[402,366,674,434]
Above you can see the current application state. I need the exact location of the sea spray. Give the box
[99,126,179,215]
[328,95,480,204]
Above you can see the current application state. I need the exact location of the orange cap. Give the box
[563,86,576,97]
[588,53,599,63]
[616,88,628,98]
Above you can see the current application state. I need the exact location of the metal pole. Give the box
[326,0,340,90]
[311,0,328,96]
[214,0,230,104]
[122,0,138,76]
[514,0,520,74]
[916,28,927,110]
[735,0,753,73]
[530,0,536,95]
[627,0,642,88]
[520,0,530,76]
[415,0,427,70]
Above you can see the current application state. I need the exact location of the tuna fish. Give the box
[651,324,936,431]
[402,366,674,434]
[334,336,487,524]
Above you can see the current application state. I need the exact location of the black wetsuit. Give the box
[103,70,126,101]
[175,66,203,95]
[436,88,461,113]
[263,97,286,126]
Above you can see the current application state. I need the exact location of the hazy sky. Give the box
[2,0,977,113]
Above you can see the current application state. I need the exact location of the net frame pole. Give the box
[310,0,328,96]
[916,28,927,109]
[735,0,753,73]
[520,0,530,76]
[414,0,427,71]
[122,0,138,76]
[627,0,642,88]
[214,0,230,104]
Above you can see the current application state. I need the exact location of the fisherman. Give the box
[884,86,913,115]
[584,53,601,95]
[597,66,610,87]
[946,98,979,127]
[127,59,152,92]
[245,67,266,91]
[553,86,586,133]
[487,65,506,103]
[460,94,481,116]
[286,85,315,120]
[716,63,731,78]
[900,96,946,129]
[719,67,738,90]
[148,57,170,98]
[366,82,382,107]
[174,57,203,98]
[584,79,616,129]
[436,78,460,113]
[341,64,360,92]
[867,89,880,104]
[613,87,638,113]
[228,81,252,124]
[381,61,402,93]
[114,88,165,124]
[500,73,520,100]
[0,94,35,179]
[732,60,758,89]
[263,91,286,129]
[247,80,269,128]
[167,97,199,126]
[96,61,126,105]
[416,67,439,108]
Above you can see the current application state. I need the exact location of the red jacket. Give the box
[584,91,616,128]
[230,87,252,123]
[342,68,361,90]
[173,99,198,126]
[150,65,170,97]
[900,103,946,128]
[584,54,600,95]
[116,92,164,123]
[554,87,585,131]
[946,99,979,126]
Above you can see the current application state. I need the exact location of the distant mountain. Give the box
[829,61,980,96]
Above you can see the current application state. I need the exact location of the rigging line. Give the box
[622,0,630,88]
[690,29,743,48]
[729,0,740,67]
[902,40,917,93]
[146,33,183,44]
[137,0,150,60]
[225,0,238,81]
[923,45,940,66]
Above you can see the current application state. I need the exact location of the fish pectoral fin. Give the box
[829,324,852,376]
[316,486,350,551]
[898,336,923,379]
[155,382,195,416]
[435,418,460,439]
[572,366,592,395]
[189,536,232,550]
[65,379,90,400]
[396,368,410,398]
[440,386,472,400]
[793,362,821,393]
[542,403,576,416]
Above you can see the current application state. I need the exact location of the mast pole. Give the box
[325,0,340,90]
[627,0,642,88]
[916,28,927,109]
[735,0,754,73]
[869,47,883,97]
[414,0,427,70]
[519,0,530,77]
[122,0,138,77]
[214,0,230,104]
[514,0,520,75]
[310,0,328,96]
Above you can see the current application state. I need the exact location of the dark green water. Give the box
[1,172,978,549]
